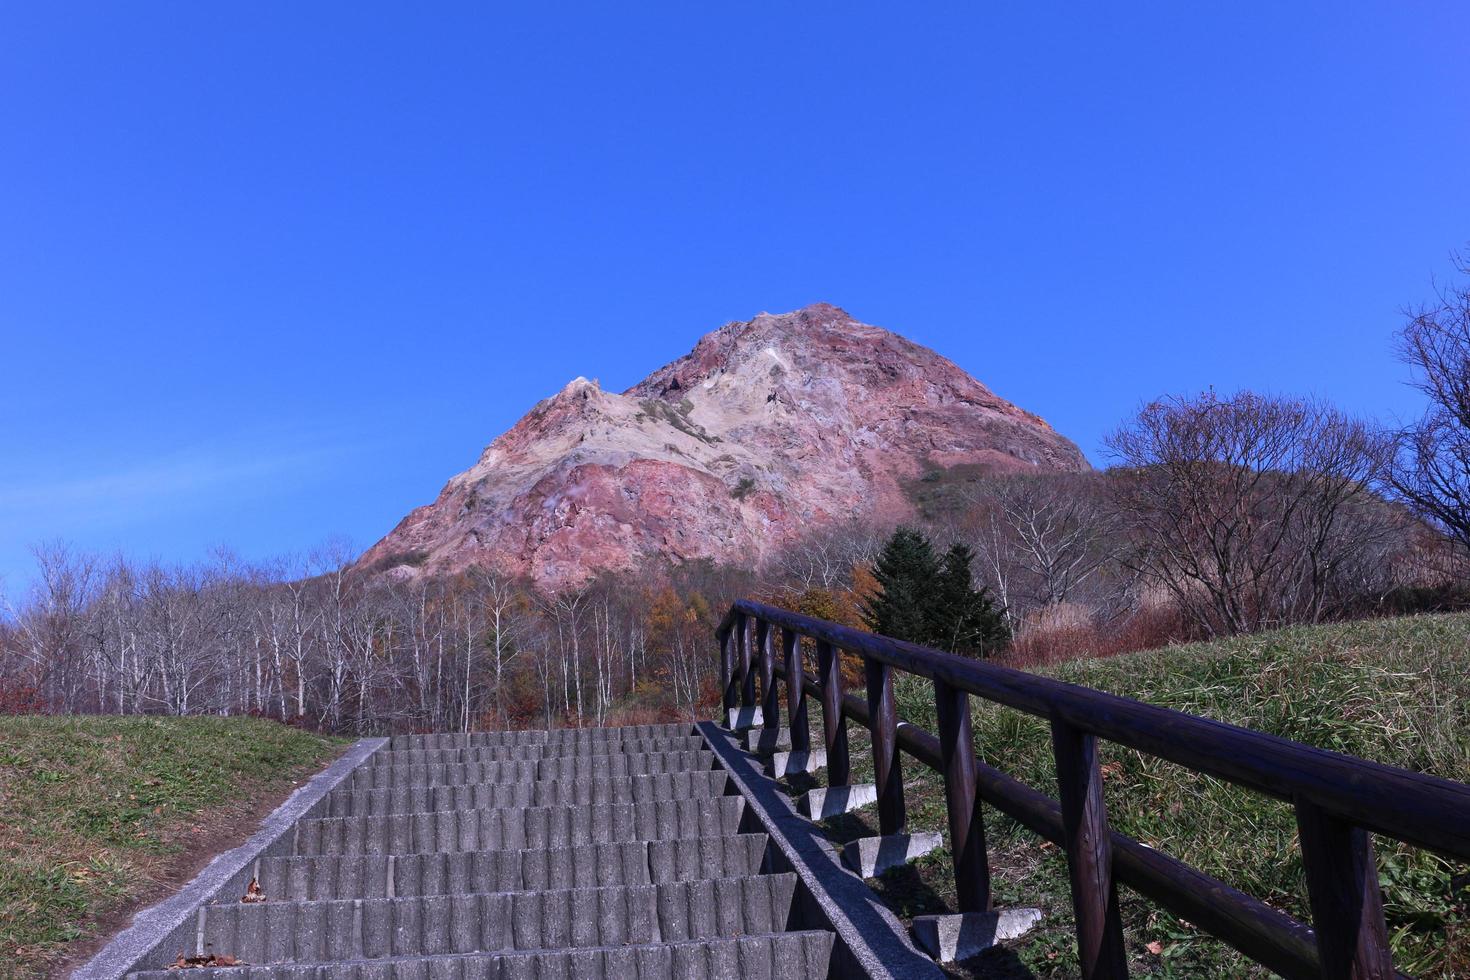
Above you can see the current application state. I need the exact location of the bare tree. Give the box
[1390,257,1470,557]
[542,588,590,725]
[770,519,887,594]
[5,542,97,712]
[1107,390,1389,635]
[467,570,528,729]
[961,473,1127,626]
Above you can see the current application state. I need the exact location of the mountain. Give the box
[357,304,1089,588]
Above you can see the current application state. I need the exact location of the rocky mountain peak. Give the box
[359,306,1087,588]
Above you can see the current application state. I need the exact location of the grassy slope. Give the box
[786,613,1470,978]
[0,717,346,979]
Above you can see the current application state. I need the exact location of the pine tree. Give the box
[861,527,939,645]
[863,529,1009,657]
[930,543,1009,658]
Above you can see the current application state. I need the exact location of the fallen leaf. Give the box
[167,953,243,970]
[1146,941,1164,956]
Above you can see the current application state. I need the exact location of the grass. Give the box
[777,612,1470,978]
[0,716,347,979]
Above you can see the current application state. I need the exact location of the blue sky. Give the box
[2,3,1468,591]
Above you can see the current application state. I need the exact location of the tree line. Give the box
[4,260,1470,727]
[0,543,752,732]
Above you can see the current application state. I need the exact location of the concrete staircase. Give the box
[119,724,836,980]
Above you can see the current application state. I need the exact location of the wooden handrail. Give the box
[715,599,1466,979]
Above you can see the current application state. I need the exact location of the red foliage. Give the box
[1095,602,1201,658]
[1002,602,1200,669]
[0,683,45,715]
[603,705,682,727]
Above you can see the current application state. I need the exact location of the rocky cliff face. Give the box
[357,304,1088,588]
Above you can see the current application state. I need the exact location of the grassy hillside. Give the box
[0,717,346,979]
[794,613,1470,978]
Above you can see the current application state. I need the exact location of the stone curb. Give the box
[70,737,387,980]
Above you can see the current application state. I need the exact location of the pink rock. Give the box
[356,304,1087,589]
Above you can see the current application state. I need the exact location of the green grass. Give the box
[783,613,1470,978]
[0,716,346,979]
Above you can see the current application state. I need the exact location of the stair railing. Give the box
[715,599,1470,980]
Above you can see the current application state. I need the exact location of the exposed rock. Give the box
[357,304,1087,588]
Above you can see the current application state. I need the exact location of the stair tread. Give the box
[209,870,796,910]
[126,930,837,980]
[241,833,770,901]
[320,770,729,816]
[188,876,801,965]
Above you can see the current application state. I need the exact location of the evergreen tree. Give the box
[861,528,939,645]
[863,529,1009,658]
[931,543,1009,658]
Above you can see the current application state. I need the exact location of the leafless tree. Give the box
[960,473,1128,626]
[465,570,525,729]
[770,519,887,594]
[541,588,590,725]
[1107,390,1390,635]
[1389,257,1470,557]
[4,542,97,712]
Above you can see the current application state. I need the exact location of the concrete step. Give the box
[767,749,826,778]
[743,727,794,755]
[799,783,878,820]
[294,797,748,856]
[725,706,763,731]
[126,930,837,980]
[244,834,771,902]
[188,874,799,964]
[346,750,715,790]
[840,832,943,878]
[387,723,697,751]
[318,770,729,818]
[911,909,1043,962]
[369,736,708,767]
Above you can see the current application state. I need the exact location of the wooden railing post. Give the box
[935,678,990,913]
[816,640,850,786]
[1052,718,1128,979]
[783,628,810,751]
[1295,801,1394,980]
[866,658,906,835]
[757,619,779,730]
[720,628,737,713]
[738,613,756,708]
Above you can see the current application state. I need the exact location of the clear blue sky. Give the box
[2,3,1468,591]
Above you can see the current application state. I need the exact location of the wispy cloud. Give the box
[0,435,362,532]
